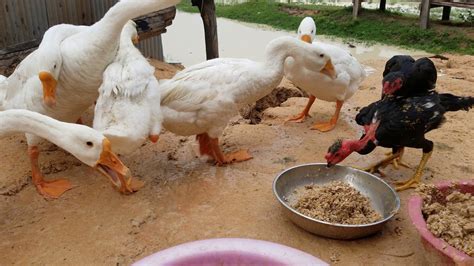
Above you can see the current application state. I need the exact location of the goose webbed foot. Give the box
[311,100,343,132]
[29,146,73,199]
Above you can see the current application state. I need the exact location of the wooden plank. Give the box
[0,39,39,56]
[134,7,176,40]
[2,1,14,46]
[8,0,21,45]
[80,0,93,25]
[0,0,49,50]
[431,1,474,8]
[45,0,61,26]
[420,0,473,29]
[420,0,431,29]
[26,0,49,41]
[0,1,7,48]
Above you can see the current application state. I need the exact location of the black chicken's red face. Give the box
[325,140,352,167]
[382,73,404,95]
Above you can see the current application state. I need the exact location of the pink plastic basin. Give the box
[133,238,328,266]
[408,180,474,265]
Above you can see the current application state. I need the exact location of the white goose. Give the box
[160,36,335,165]
[285,17,366,132]
[0,24,86,110]
[0,109,140,198]
[0,0,179,198]
[93,21,162,155]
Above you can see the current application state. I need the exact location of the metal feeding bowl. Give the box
[273,163,400,240]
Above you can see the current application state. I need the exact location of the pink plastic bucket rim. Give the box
[408,180,474,264]
[133,238,328,266]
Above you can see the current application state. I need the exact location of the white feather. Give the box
[160,36,332,139]
[285,17,366,103]
[0,0,178,149]
[94,21,162,155]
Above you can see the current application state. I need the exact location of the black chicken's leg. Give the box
[362,149,403,176]
[396,140,433,191]
[384,147,411,169]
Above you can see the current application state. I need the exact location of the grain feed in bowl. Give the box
[291,181,382,225]
[417,184,474,257]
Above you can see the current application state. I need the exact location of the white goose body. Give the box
[284,17,365,132]
[0,0,178,197]
[1,0,179,125]
[160,58,275,137]
[159,36,333,164]
[44,0,180,124]
[285,41,366,102]
[1,24,86,112]
[161,37,331,137]
[93,21,162,154]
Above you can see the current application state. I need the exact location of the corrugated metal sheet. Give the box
[0,0,167,60]
[138,35,163,60]
[0,0,49,49]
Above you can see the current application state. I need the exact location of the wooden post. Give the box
[420,0,431,29]
[441,6,451,21]
[192,0,219,60]
[379,0,386,11]
[352,0,361,19]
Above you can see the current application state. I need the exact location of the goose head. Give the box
[64,124,140,193]
[122,20,140,45]
[38,51,62,107]
[297,17,316,44]
[301,42,336,79]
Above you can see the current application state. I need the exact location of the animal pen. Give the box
[0,0,176,70]
[0,0,473,265]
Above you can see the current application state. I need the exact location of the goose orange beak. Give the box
[149,135,159,143]
[300,34,312,43]
[95,139,144,194]
[132,35,140,45]
[38,71,57,107]
[320,60,337,79]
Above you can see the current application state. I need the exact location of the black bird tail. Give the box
[439,93,474,112]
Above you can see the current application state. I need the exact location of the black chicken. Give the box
[380,55,439,167]
[325,92,474,191]
[382,55,437,97]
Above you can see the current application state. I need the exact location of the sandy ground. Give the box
[1,54,473,265]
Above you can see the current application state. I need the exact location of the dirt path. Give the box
[1,56,473,265]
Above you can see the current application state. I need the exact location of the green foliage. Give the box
[177,0,474,55]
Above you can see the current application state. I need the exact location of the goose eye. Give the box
[320,54,324,58]
[86,141,93,147]
[311,30,314,33]
[53,64,57,69]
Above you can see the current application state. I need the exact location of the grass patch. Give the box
[177,0,474,55]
